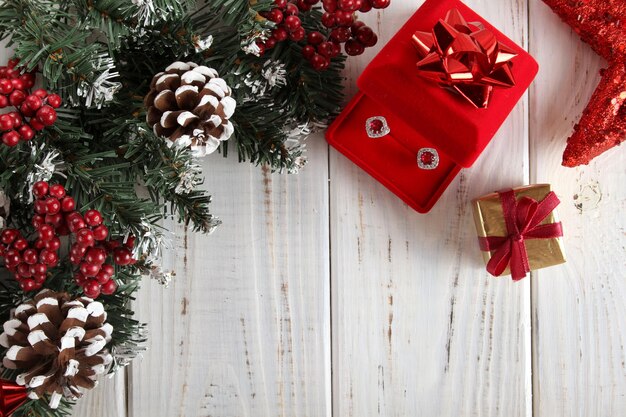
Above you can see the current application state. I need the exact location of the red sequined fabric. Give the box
[542,0,626,167]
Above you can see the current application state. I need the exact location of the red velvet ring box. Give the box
[326,0,539,213]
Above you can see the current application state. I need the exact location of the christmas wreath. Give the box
[0,0,388,414]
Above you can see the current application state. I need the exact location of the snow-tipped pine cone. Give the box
[144,61,237,156]
[0,289,113,409]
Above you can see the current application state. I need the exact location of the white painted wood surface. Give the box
[71,0,626,416]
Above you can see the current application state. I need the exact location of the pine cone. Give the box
[0,289,113,409]
[144,61,237,156]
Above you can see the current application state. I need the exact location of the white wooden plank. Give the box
[529,1,626,415]
[127,135,331,417]
[71,370,126,417]
[329,1,533,416]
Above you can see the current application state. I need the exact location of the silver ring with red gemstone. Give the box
[417,147,439,170]
[365,116,390,138]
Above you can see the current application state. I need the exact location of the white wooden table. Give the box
[73,0,626,415]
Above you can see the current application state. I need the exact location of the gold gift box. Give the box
[472,184,566,276]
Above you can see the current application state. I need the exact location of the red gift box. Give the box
[326,0,539,213]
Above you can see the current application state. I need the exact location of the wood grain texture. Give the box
[71,371,126,417]
[329,1,533,416]
[529,1,626,416]
[127,135,331,417]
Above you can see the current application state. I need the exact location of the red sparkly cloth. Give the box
[542,0,626,167]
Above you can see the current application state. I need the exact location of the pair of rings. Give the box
[365,116,439,170]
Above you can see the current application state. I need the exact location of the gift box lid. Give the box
[357,0,539,168]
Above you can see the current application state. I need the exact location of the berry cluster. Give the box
[0,227,60,292]
[0,181,137,298]
[258,0,305,54]
[0,59,62,147]
[256,0,390,71]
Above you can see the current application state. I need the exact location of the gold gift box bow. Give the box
[472,184,566,276]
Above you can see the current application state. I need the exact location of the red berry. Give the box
[338,0,359,11]
[23,249,38,265]
[10,79,23,91]
[297,0,312,11]
[1,229,18,244]
[38,224,55,241]
[44,213,62,228]
[0,114,13,131]
[25,95,42,110]
[330,27,351,42]
[0,79,13,95]
[32,214,45,229]
[46,94,62,109]
[45,197,61,214]
[345,39,365,55]
[33,238,45,250]
[76,228,95,247]
[2,131,20,146]
[125,236,136,248]
[318,41,335,57]
[93,224,109,241]
[80,262,101,278]
[268,9,284,23]
[34,200,47,215]
[33,273,46,284]
[19,73,35,89]
[33,89,48,98]
[37,106,57,126]
[284,15,301,32]
[18,125,34,141]
[272,27,288,42]
[33,180,50,199]
[83,280,101,298]
[49,184,66,199]
[359,0,372,12]
[302,45,316,59]
[265,37,277,50]
[334,10,354,26]
[289,27,306,41]
[0,95,8,108]
[84,209,103,226]
[71,242,87,257]
[96,270,110,284]
[100,279,117,295]
[20,279,37,292]
[361,32,377,47]
[322,0,337,11]
[17,263,31,277]
[321,12,336,27]
[61,196,75,212]
[4,249,21,267]
[285,3,299,15]
[45,237,61,251]
[113,247,133,266]
[274,0,287,7]
[29,118,45,131]
[101,263,115,278]
[86,247,107,265]
[39,249,58,266]
[356,26,374,43]
[30,263,46,276]
[13,237,28,251]
[74,272,88,286]
[310,54,329,71]
[9,90,26,107]
[371,0,389,8]
[307,31,325,45]
[255,42,266,56]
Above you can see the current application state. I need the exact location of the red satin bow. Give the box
[478,189,563,280]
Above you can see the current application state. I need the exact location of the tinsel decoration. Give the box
[144,62,236,157]
[0,290,112,409]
